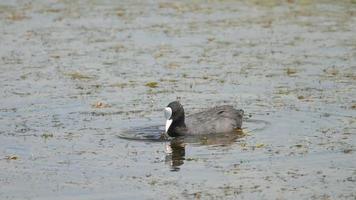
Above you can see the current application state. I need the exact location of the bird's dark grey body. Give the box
[164,101,244,137]
[185,105,243,135]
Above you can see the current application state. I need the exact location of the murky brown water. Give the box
[0,0,355,199]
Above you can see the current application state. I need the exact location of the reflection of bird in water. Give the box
[164,130,246,171]
[165,138,186,172]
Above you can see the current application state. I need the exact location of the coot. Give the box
[164,101,244,137]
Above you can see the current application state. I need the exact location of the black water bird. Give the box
[164,101,244,137]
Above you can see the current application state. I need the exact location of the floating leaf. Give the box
[145,82,158,88]
[255,143,265,148]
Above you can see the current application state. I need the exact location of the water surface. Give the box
[0,0,355,199]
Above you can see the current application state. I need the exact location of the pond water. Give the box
[0,0,355,199]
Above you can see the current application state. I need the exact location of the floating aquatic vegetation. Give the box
[65,72,92,80]
[41,133,54,139]
[5,155,19,160]
[255,143,265,148]
[286,68,297,76]
[6,12,28,21]
[145,82,158,88]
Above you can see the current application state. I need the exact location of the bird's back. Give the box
[185,105,243,135]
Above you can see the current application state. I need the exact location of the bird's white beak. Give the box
[165,119,173,133]
[164,107,172,133]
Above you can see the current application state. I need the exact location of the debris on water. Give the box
[41,133,54,139]
[346,177,356,182]
[20,74,27,80]
[343,149,352,154]
[112,83,128,88]
[235,128,247,136]
[6,12,28,21]
[65,72,92,80]
[94,101,110,108]
[110,44,126,52]
[324,67,339,76]
[297,95,305,100]
[255,143,265,148]
[116,8,126,17]
[167,62,181,68]
[159,78,178,83]
[207,37,215,42]
[5,155,19,160]
[186,157,198,161]
[145,82,158,88]
[50,54,60,59]
[351,104,356,110]
[286,68,297,76]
